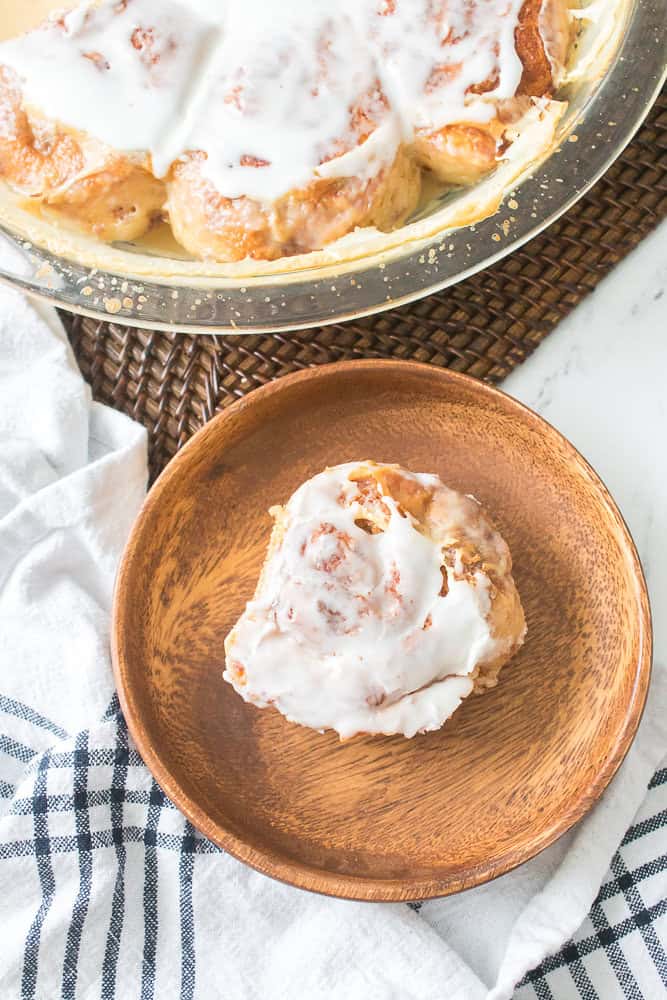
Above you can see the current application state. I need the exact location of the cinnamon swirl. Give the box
[224,462,526,739]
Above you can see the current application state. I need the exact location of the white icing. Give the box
[224,463,504,739]
[0,0,531,204]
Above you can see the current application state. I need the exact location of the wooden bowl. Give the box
[112,360,651,901]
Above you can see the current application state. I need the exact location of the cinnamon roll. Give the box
[224,462,526,739]
[0,66,165,242]
[0,0,572,262]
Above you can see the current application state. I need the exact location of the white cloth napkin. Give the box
[0,230,665,1000]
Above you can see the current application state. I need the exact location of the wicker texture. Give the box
[64,93,666,482]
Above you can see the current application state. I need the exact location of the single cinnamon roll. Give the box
[414,0,572,186]
[167,142,421,262]
[0,65,165,242]
[224,461,526,740]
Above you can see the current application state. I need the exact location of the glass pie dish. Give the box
[0,0,664,334]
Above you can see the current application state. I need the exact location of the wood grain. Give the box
[111,360,652,901]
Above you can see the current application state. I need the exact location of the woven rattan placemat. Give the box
[63,92,666,482]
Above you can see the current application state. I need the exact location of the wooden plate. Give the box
[112,360,652,901]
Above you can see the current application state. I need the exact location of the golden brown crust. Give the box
[516,0,555,96]
[0,67,165,241]
[167,155,282,262]
[43,157,165,241]
[167,144,421,262]
[414,122,502,187]
[415,0,570,187]
[0,67,82,193]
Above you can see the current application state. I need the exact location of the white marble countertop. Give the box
[504,220,666,658]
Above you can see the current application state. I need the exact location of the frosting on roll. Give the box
[0,0,541,204]
[224,462,526,739]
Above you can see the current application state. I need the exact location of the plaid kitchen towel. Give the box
[0,257,665,999]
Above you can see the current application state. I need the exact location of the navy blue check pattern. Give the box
[399,767,665,998]
[514,767,667,1000]
[1,693,216,1000]
[1,690,665,999]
